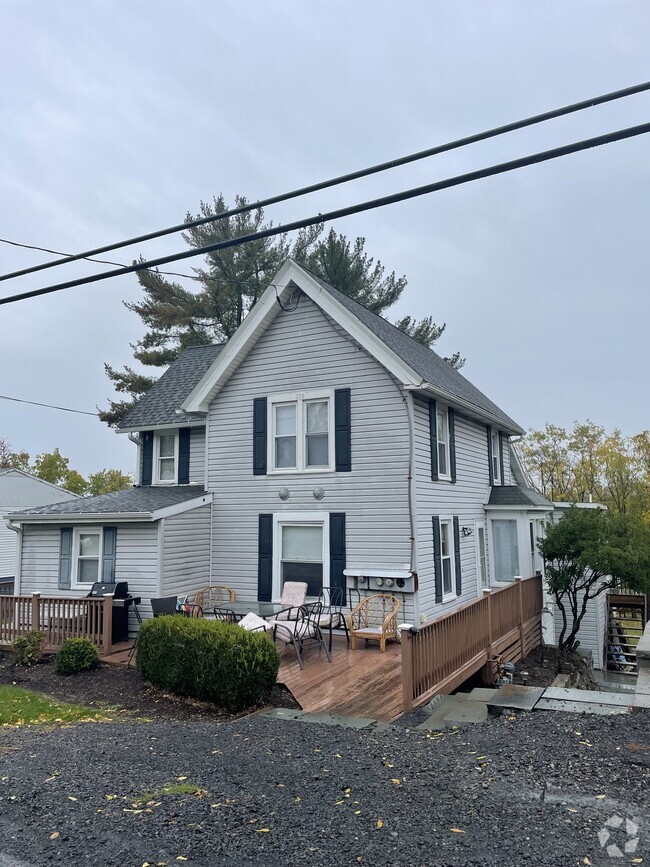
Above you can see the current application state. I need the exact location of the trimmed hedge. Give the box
[55,638,99,675]
[135,615,281,713]
[13,630,44,667]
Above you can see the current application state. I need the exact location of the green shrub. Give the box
[55,638,99,675]
[135,615,280,713]
[13,631,44,667]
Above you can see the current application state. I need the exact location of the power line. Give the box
[1,80,649,285]
[1,121,648,308]
[0,394,98,416]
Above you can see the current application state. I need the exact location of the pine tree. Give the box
[100,196,463,425]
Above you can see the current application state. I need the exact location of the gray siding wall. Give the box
[553,589,606,669]
[0,523,17,579]
[206,296,413,619]
[413,397,492,620]
[189,426,206,485]
[19,522,159,632]
[162,504,211,600]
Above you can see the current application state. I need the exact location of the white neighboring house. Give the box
[1,469,80,589]
[6,260,554,633]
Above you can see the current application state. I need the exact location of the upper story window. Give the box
[439,518,455,598]
[437,409,450,479]
[491,429,501,484]
[155,432,178,484]
[269,390,334,473]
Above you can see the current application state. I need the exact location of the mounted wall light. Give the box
[461,526,474,537]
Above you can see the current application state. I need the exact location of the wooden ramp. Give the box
[278,636,403,722]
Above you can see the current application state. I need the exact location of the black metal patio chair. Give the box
[267,601,332,670]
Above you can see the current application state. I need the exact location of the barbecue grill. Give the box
[86,581,142,643]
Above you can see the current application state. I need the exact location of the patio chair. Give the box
[193,585,236,615]
[318,587,350,651]
[150,596,179,617]
[275,581,308,621]
[268,601,331,670]
[348,594,401,652]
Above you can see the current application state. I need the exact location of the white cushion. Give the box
[238,612,272,632]
[354,627,384,635]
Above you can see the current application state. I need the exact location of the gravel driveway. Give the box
[0,710,648,866]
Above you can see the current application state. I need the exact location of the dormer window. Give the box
[155,432,178,484]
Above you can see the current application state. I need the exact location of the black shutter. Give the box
[433,517,442,603]
[486,425,494,485]
[178,428,191,485]
[429,399,439,481]
[453,517,462,596]
[449,408,457,484]
[141,431,154,487]
[253,398,267,476]
[258,514,273,601]
[102,527,117,583]
[334,389,352,472]
[498,431,505,485]
[329,513,346,604]
[58,527,72,590]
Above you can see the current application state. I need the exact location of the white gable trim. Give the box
[182,260,425,413]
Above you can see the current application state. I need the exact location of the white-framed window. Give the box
[268,391,334,473]
[155,431,178,484]
[491,430,501,484]
[529,518,545,576]
[72,528,103,587]
[272,512,330,599]
[439,517,456,600]
[437,408,451,480]
[476,523,488,590]
[491,518,519,583]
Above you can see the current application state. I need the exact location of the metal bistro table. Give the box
[213,601,296,622]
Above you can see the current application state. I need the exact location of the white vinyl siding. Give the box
[414,397,491,618]
[0,523,17,580]
[206,295,413,622]
[552,587,606,669]
[189,427,206,485]
[162,504,211,601]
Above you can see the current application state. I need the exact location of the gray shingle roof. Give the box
[8,485,206,518]
[304,266,523,433]
[117,344,225,430]
[488,486,553,508]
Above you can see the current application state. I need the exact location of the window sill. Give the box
[268,468,336,476]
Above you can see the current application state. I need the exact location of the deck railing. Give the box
[0,594,113,655]
[402,575,543,711]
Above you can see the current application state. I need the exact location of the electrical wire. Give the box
[0,80,649,285]
[0,394,98,416]
[1,121,648,308]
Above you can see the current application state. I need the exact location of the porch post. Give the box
[516,577,525,657]
[483,589,495,683]
[31,592,41,633]
[401,628,414,712]
[101,596,113,656]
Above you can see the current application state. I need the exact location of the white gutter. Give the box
[402,383,524,437]
[116,420,206,435]
[4,493,214,525]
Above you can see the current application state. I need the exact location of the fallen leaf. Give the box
[354,810,361,815]
[50,832,60,840]
[391,779,401,786]
[476,756,487,761]
[177,776,187,781]
[630,860,643,864]
[582,859,592,866]
[124,809,143,814]
[294,796,301,802]
[376,819,383,828]
[67,796,78,802]
[450,828,465,834]
[567,808,578,814]
[255,828,270,833]
[595,795,606,800]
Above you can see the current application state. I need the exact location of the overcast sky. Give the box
[1,1,649,477]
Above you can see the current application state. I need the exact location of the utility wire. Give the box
[1,121,648,308]
[1,80,649,285]
[0,394,98,416]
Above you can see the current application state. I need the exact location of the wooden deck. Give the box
[278,636,403,722]
[102,636,403,722]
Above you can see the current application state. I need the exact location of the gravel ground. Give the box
[0,710,648,867]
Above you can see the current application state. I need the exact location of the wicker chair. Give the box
[193,585,236,614]
[348,594,401,652]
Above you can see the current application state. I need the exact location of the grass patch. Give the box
[0,685,108,726]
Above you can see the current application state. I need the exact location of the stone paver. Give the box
[443,701,488,727]
[542,687,632,707]
[536,697,631,716]
[487,684,545,713]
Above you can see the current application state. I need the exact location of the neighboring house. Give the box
[6,259,552,633]
[1,469,80,590]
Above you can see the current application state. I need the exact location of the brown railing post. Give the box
[516,577,525,657]
[101,596,113,656]
[483,589,495,683]
[31,593,41,633]
[401,629,414,712]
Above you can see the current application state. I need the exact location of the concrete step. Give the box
[536,697,630,715]
[487,685,545,714]
[443,702,488,727]
[635,667,650,696]
[542,687,632,707]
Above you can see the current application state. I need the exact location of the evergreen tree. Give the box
[100,196,464,426]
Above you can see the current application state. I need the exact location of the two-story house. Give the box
[6,260,554,631]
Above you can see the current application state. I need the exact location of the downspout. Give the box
[403,390,421,626]
[5,520,22,595]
